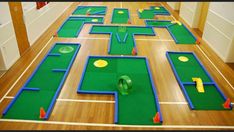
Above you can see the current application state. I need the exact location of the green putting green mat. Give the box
[145,20,172,27]
[57,17,104,38]
[90,25,155,55]
[145,20,196,44]
[2,43,80,120]
[167,52,231,110]
[168,24,196,44]
[111,8,130,24]
[150,6,170,14]
[72,6,107,15]
[138,6,170,19]
[139,10,155,19]
[78,56,161,125]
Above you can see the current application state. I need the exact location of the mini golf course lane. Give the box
[72,6,107,15]
[2,43,80,120]
[138,6,170,19]
[90,25,155,55]
[111,8,130,24]
[77,56,162,125]
[166,52,231,110]
[57,16,104,38]
[145,20,196,44]
[150,6,170,15]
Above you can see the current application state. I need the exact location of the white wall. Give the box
[179,2,202,28]
[202,2,234,62]
[0,2,12,25]
[0,2,73,70]
[167,2,180,10]
[0,2,20,70]
[22,2,73,45]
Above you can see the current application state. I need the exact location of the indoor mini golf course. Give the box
[166,52,232,110]
[77,56,162,125]
[2,43,80,120]
[1,4,233,128]
[89,25,155,55]
[138,6,170,19]
[57,16,104,38]
[145,20,197,44]
[72,6,107,15]
[111,8,130,24]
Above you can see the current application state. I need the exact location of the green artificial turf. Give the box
[2,43,80,120]
[168,52,229,110]
[139,10,155,19]
[150,6,170,14]
[145,20,196,44]
[185,85,228,110]
[79,57,161,125]
[90,25,155,55]
[72,6,107,15]
[168,24,196,44]
[145,20,172,27]
[138,6,170,19]
[112,9,129,24]
[57,17,103,38]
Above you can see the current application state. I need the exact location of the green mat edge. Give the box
[76,56,163,125]
[166,51,232,110]
[2,42,81,120]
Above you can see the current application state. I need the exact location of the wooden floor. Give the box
[0,2,234,130]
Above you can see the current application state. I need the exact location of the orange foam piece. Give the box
[131,47,137,55]
[153,112,160,123]
[223,98,231,109]
[39,107,46,119]
[128,19,131,24]
[196,39,200,44]
[53,32,58,37]
[86,11,90,16]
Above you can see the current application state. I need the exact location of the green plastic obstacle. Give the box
[57,17,104,38]
[90,25,155,55]
[59,46,74,54]
[78,57,161,125]
[118,75,132,95]
[167,52,231,110]
[145,20,196,44]
[112,8,130,24]
[2,43,80,120]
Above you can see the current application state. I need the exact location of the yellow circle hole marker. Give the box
[91,19,98,22]
[118,11,124,14]
[177,21,182,26]
[155,7,160,10]
[94,59,108,68]
[138,9,143,13]
[178,56,189,62]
